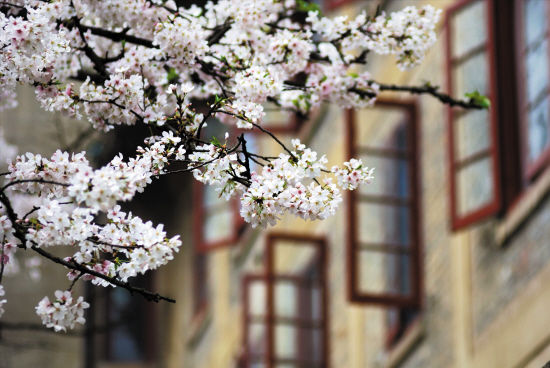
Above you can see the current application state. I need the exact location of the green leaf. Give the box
[167,68,179,83]
[210,136,222,147]
[465,91,491,109]
[296,0,321,14]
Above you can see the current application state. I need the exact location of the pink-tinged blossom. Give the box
[35,290,89,332]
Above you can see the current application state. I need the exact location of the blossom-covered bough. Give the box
[0,0,484,332]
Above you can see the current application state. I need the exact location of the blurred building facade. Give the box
[2,0,550,368]
[174,0,550,367]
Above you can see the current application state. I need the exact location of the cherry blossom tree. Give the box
[0,0,484,332]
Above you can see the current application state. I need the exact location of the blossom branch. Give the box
[30,245,175,303]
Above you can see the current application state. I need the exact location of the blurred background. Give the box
[2,0,550,367]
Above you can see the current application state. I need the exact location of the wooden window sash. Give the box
[445,0,502,230]
[514,0,550,181]
[346,101,422,308]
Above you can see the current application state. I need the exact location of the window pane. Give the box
[299,327,324,363]
[251,364,267,368]
[451,0,487,59]
[457,157,494,216]
[249,280,266,317]
[526,39,549,106]
[307,285,322,321]
[248,323,267,355]
[274,324,298,359]
[524,0,548,47]
[527,96,550,162]
[274,280,297,318]
[452,51,488,97]
[454,109,490,161]
[203,185,220,208]
[203,207,233,243]
[358,155,409,198]
[357,251,411,295]
[358,202,410,245]
[355,108,409,151]
[273,240,318,276]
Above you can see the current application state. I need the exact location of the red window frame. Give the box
[345,100,422,309]
[514,0,550,181]
[240,233,329,368]
[445,0,502,230]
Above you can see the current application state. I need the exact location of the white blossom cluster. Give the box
[0,0,443,332]
[0,0,441,124]
[332,158,375,190]
[3,135,182,325]
[307,5,441,69]
[191,139,374,227]
[35,290,89,332]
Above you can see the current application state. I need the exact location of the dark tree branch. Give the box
[371,82,486,109]
[30,245,175,303]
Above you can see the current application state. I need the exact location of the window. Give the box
[445,0,502,230]
[516,0,550,180]
[193,181,244,252]
[241,234,328,367]
[105,275,155,362]
[345,101,422,311]
[87,274,156,365]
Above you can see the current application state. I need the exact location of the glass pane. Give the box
[108,276,150,361]
[299,327,324,363]
[527,96,550,162]
[248,322,267,355]
[204,184,222,208]
[451,0,487,58]
[355,108,409,151]
[454,109,490,161]
[358,155,409,198]
[452,51,488,97]
[274,324,298,359]
[524,0,548,47]
[274,280,298,318]
[309,286,322,321]
[241,132,259,171]
[526,39,549,105]
[357,250,411,295]
[250,363,267,368]
[457,157,494,216]
[203,207,233,243]
[358,202,410,245]
[249,280,266,317]
[273,240,318,276]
